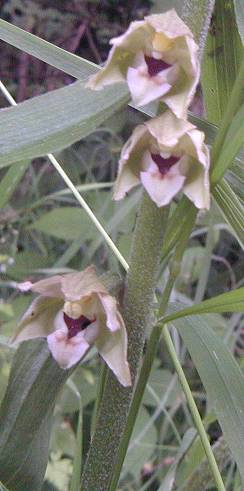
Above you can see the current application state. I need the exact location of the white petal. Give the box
[140,164,185,207]
[47,330,90,369]
[127,66,171,106]
[98,293,122,332]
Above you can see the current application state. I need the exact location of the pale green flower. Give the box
[86,9,200,117]
[13,266,131,387]
[114,111,210,209]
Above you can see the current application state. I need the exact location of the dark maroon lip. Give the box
[151,153,179,175]
[144,55,172,77]
[64,312,95,339]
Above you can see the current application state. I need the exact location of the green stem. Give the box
[81,194,168,491]
[181,0,215,57]
[109,202,197,491]
[162,327,226,491]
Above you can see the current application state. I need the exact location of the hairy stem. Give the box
[182,0,215,57]
[81,194,168,490]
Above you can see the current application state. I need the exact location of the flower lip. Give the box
[151,153,179,175]
[144,55,172,77]
[63,312,95,339]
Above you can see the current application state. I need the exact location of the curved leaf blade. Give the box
[163,287,244,323]
[173,315,244,484]
[0,19,98,80]
[0,340,71,490]
[213,179,244,247]
[0,81,129,168]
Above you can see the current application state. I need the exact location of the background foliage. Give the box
[0,0,243,490]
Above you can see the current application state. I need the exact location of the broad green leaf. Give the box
[173,314,244,483]
[0,340,71,490]
[0,160,30,209]
[201,0,243,126]
[28,207,96,241]
[234,0,244,44]
[163,287,244,323]
[0,19,98,80]
[213,179,244,248]
[211,103,244,184]
[0,81,129,169]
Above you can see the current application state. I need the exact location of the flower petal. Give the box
[146,10,193,39]
[24,275,64,298]
[183,157,210,209]
[140,158,185,207]
[114,124,149,200]
[127,66,172,107]
[61,265,107,301]
[95,314,131,387]
[97,293,123,332]
[47,329,90,369]
[147,112,194,147]
[12,296,62,344]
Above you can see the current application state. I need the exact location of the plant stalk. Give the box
[109,202,197,491]
[81,194,168,490]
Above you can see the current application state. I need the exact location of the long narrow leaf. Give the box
[163,287,244,323]
[173,314,244,483]
[213,179,244,248]
[0,19,98,80]
[234,0,244,45]
[201,0,243,125]
[0,340,71,490]
[0,81,129,168]
[211,103,244,184]
[0,160,30,208]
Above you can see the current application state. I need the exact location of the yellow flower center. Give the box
[63,301,83,319]
[152,33,173,52]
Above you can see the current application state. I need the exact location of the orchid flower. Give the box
[86,9,200,118]
[12,266,131,387]
[114,111,210,210]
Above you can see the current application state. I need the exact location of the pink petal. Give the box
[140,165,185,207]
[98,293,122,332]
[47,330,90,369]
[127,66,171,107]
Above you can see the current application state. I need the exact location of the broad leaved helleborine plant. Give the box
[13,266,131,387]
[114,111,210,209]
[87,9,199,117]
